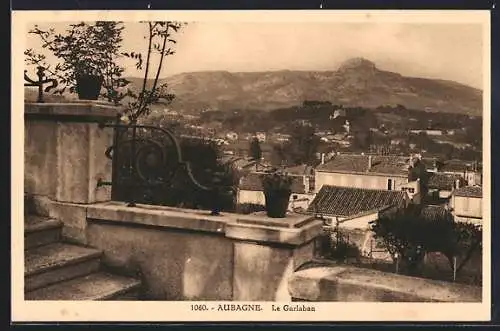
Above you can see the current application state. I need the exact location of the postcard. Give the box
[12,9,491,322]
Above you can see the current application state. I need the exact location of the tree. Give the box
[249,137,262,161]
[275,123,320,166]
[370,205,482,278]
[370,205,432,275]
[122,21,184,122]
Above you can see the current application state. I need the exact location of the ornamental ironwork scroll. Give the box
[98,119,235,215]
[24,66,58,103]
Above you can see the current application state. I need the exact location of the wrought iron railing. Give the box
[24,66,58,103]
[98,118,236,215]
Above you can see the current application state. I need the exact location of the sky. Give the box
[26,21,484,89]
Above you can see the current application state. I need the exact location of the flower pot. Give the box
[264,189,292,218]
[76,75,104,100]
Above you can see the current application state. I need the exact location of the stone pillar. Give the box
[225,212,323,301]
[25,101,120,204]
[25,101,120,244]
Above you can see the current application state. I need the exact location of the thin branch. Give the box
[135,22,154,121]
[150,23,170,96]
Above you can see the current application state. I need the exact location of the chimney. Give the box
[303,176,310,193]
[368,155,372,170]
[409,154,414,168]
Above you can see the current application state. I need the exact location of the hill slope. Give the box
[25,57,482,116]
[154,57,481,116]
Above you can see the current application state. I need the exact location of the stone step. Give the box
[25,243,102,292]
[25,272,142,301]
[25,216,62,250]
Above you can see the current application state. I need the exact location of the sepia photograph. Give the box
[12,10,491,322]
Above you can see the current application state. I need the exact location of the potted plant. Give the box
[25,22,128,101]
[261,170,293,218]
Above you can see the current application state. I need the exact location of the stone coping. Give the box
[25,102,120,121]
[86,201,323,245]
[226,218,323,246]
[288,266,482,302]
[87,202,235,234]
[236,212,317,229]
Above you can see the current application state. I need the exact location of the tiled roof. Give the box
[453,186,482,198]
[439,159,479,173]
[306,185,407,217]
[316,154,410,176]
[238,172,309,194]
[428,173,464,190]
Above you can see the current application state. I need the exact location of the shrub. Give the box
[331,240,361,261]
[317,226,361,262]
[112,132,240,213]
[260,170,293,191]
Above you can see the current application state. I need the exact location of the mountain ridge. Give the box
[133,58,481,116]
[25,57,483,116]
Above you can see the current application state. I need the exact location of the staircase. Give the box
[24,215,142,300]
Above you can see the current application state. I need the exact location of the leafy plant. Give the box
[122,21,184,122]
[260,169,293,192]
[25,22,129,103]
[25,21,185,118]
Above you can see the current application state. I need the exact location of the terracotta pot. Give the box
[264,189,291,218]
[76,75,104,100]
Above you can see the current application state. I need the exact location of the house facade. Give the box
[314,154,411,192]
[237,171,315,212]
[307,185,409,262]
[450,186,482,224]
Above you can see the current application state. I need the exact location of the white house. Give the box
[314,154,409,193]
[237,172,315,212]
[450,186,482,225]
[307,185,409,261]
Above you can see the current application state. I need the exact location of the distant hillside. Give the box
[25,57,483,116]
[145,57,482,116]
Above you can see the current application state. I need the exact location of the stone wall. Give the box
[43,199,323,301]
[289,265,482,302]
